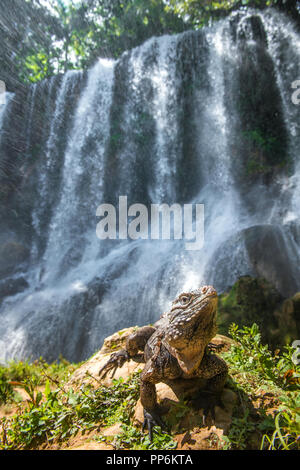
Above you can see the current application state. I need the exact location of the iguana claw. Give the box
[142,409,166,442]
[99,349,129,378]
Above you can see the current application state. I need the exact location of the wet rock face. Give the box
[209,224,300,300]
[226,12,289,198]
[291,293,300,337]
[243,225,300,297]
[0,276,29,303]
[0,241,30,279]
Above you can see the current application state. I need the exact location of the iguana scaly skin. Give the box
[99,285,228,439]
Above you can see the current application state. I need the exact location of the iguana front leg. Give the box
[193,353,228,425]
[139,345,183,441]
[140,361,167,442]
[99,326,156,378]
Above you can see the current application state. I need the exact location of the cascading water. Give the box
[0,92,13,153]
[31,71,83,266]
[0,8,299,362]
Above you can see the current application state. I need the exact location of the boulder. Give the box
[291,292,300,336]
[218,275,299,347]
[271,292,300,342]
[218,275,284,345]
[243,225,300,297]
[67,326,144,389]
[209,224,300,298]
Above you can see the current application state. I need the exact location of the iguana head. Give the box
[163,285,218,375]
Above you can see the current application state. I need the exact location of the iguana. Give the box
[99,285,228,440]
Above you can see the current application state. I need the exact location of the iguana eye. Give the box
[180,295,190,305]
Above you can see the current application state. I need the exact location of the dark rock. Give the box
[243,225,300,297]
[291,292,300,337]
[0,276,29,303]
[273,297,298,345]
[217,275,286,346]
[217,273,299,347]
[209,224,300,299]
[0,241,30,279]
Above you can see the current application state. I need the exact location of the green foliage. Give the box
[0,370,139,449]
[243,129,278,153]
[0,357,79,406]
[2,0,296,87]
[164,400,190,432]
[0,0,64,88]
[222,323,300,449]
[101,423,177,450]
[0,370,14,405]
[0,0,187,87]
[222,408,256,449]
[226,323,300,388]
[261,393,300,449]
[167,0,282,28]
[12,357,76,384]
[242,128,290,176]
[0,363,178,451]
[74,0,188,65]
[226,323,279,382]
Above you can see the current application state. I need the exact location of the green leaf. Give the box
[44,380,51,399]
[35,392,43,406]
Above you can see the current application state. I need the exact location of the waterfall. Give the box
[261,10,300,221]
[42,60,115,284]
[31,70,84,266]
[0,8,299,362]
[0,92,13,153]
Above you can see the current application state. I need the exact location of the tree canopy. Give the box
[0,0,299,89]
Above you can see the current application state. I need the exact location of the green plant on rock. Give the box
[243,129,277,152]
[226,323,300,389]
[226,323,278,382]
[164,400,190,433]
